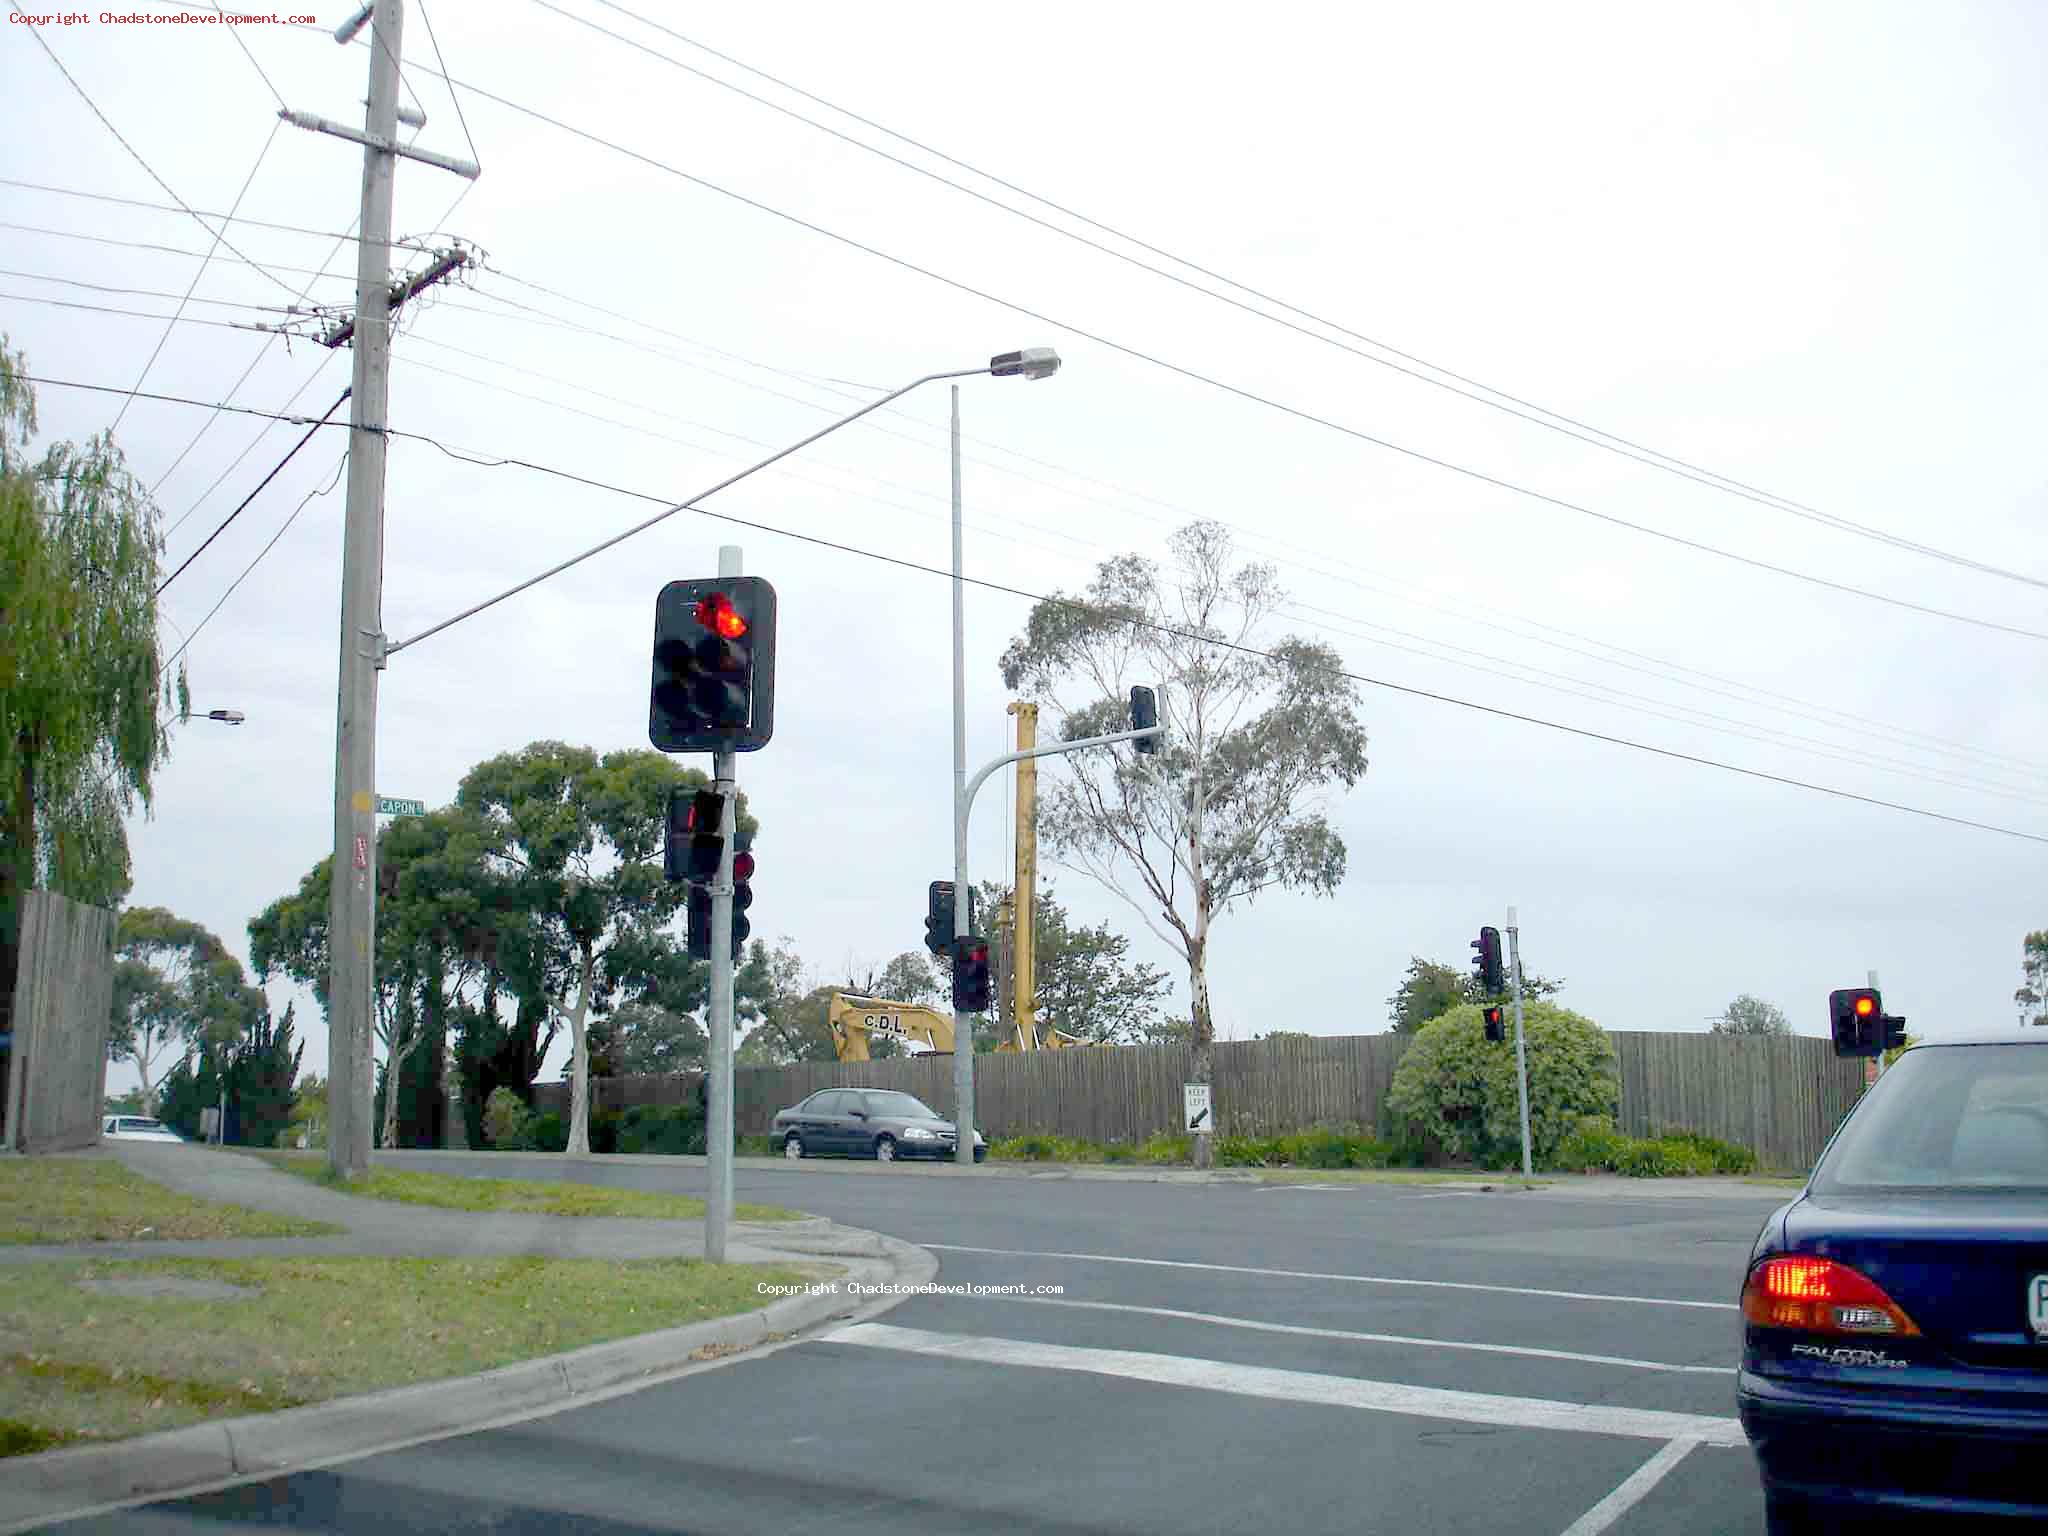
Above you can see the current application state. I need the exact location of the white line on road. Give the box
[1558,1437,1704,1536]
[998,1296,1731,1374]
[924,1243,1738,1311]
[825,1323,1747,1447]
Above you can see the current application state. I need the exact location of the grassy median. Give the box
[0,1160,342,1246]
[253,1153,803,1223]
[0,1253,814,1456]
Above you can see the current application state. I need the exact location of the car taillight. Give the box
[1741,1255,1920,1337]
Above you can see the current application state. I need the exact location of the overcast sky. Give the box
[7,0,2043,1099]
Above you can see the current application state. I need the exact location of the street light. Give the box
[951,348,1062,1166]
[177,708,246,726]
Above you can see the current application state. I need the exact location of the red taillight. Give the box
[1741,1255,1920,1337]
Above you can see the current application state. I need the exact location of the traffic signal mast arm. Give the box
[958,721,1167,824]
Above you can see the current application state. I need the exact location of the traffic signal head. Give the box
[925,881,975,955]
[1829,987,1905,1057]
[649,577,777,754]
[1483,1004,1506,1043]
[681,788,725,883]
[1129,685,1160,756]
[952,934,992,1012]
[731,848,753,950]
[1471,927,1504,994]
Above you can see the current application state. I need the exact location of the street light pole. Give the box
[951,384,973,1167]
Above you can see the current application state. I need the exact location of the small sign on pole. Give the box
[1183,1083,1213,1135]
[376,796,427,817]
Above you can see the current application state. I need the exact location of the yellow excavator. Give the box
[826,992,1092,1061]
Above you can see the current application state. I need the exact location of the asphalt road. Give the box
[56,1155,1796,1536]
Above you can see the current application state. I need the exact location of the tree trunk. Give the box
[1187,756,1214,1170]
[566,945,595,1156]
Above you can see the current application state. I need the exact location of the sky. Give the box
[6,0,2043,1101]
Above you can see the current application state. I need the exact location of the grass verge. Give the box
[0,1159,342,1246]
[1250,1168,1549,1188]
[0,1253,812,1456]
[252,1153,802,1223]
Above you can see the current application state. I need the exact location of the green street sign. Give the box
[376,796,427,817]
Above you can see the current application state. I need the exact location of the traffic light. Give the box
[731,846,754,951]
[924,881,975,955]
[1130,685,1160,755]
[1483,1004,1506,1043]
[1830,988,1907,1058]
[648,577,778,754]
[684,789,725,883]
[1470,926,1504,994]
[952,934,992,1012]
[685,881,745,964]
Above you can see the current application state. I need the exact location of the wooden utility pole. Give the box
[1008,701,1038,1050]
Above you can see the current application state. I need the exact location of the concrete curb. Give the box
[0,1224,938,1535]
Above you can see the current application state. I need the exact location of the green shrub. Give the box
[1548,1116,1760,1177]
[737,1135,778,1157]
[526,1112,568,1153]
[1140,1133,1193,1164]
[1101,1141,1137,1164]
[589,1110,622,1156]
[481,1087,533,1150]
[1215,1135,1273,1166]
[618,1104,705,1156]
[1387,1002,1619,1168]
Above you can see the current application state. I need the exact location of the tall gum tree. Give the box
[998,521,1369,1163]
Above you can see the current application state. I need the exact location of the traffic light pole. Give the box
[705,544,742,1260]
[950,719,1166,1163]
[1506,906,1532,1179]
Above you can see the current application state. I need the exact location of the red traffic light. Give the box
[693,593,748,639]
[732,850,755,881]
[1854,996,1875,1017]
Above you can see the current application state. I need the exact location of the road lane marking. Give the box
[1558,1437,1703,1535]
[824,1323,1747,1447]
[997,1296,1731,1374]
[924,1243,1738,1311]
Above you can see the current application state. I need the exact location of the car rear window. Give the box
[119,1118,168,1132]
[1811,1044,2048,1192]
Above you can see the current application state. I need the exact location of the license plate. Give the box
[2031,1275,2048,1339]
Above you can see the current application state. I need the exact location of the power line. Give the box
[395,57,2048,646]
[0,266,333,315]
[0,290,273,333]
[111,118,285,437]
[415,0,481,171]
[165,452,349,670]
[156,388,351,594]
[26,369,2045,846]
[0,176,436,252]
[162,351,348,541]
[10,11,303,303]
[444,268,2048,782]
[0,219,358,284]
[566,0,2048,596]
[212,0,289,110]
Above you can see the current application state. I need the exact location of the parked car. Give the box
[771,1088,986,1163]
[101,1115,187,1143]
[1737,1035,2048,1532]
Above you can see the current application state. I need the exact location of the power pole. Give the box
[704,544,742,1260]
[1008,700,1038,1050]
[303,0,479,1180]
[1506,906,1532,1179]
[951,385,975,1165]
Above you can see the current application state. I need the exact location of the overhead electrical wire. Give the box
[560,0,2048,596]
[390,56,2048,645]
[156,387,351,594]
[0,220,359,284]
[0,290,276,332]
[110,118,286,436]
[442,270,2048,784]
[165,452,349,669]
[9,13,303,302]
[0,266,335,315]
[0,176,438,253]
[23,369,2043,849]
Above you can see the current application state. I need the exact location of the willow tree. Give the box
[999,520,1369,1162]
[1,339,183,1033]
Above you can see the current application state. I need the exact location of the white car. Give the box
[101,1116,186,1143]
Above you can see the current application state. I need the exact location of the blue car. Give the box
[1738,1036,2048,1531]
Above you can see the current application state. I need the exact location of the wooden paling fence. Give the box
[535,1029,1866,1172]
